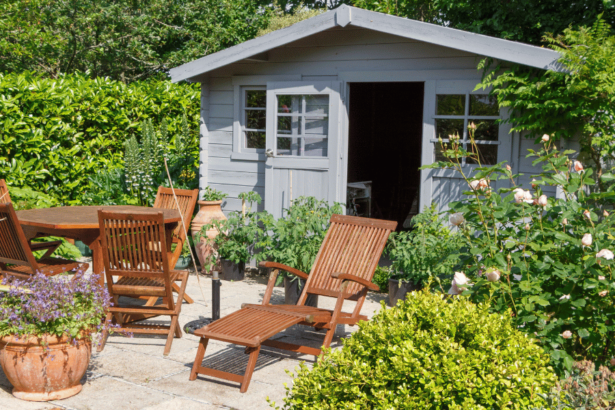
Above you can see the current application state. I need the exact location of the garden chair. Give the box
[0,203,88,280]
[153,186,198,304]
[189,214,396,393]
[96,209,189,356]
[0,180,11,204]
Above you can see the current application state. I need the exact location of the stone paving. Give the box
[0,266,387,410]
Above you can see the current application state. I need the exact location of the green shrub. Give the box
[275,291,557,410]
[372,266,390,292]
[0,72,199,203]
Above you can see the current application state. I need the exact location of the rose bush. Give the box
[424,127,615,373]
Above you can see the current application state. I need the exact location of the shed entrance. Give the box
[346,82,424,230]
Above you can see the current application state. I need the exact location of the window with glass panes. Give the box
[275,94,329,157]
[241,87,266,150]
[434,94,500,165]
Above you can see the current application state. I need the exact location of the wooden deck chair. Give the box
[0,203,88,280]
[153,186,198,304]
[189,214,396,392]
[0,180,11,204]
[96,210,189,356]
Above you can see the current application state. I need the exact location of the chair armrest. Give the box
[29,241,63,250]
[331,272,379,292]
[258,261,309,280]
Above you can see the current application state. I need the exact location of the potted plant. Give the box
[258,197,343,306]
[386,205,460,306]
[0,272,112,402]
[174,238,193,270]
[191,186,228,272]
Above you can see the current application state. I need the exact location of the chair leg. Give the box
[173,282,194,304]
[97,312,113,353]
[190,337,209,381]
[240,346,261,393]
[174,317,183,338]
[321,327,336,354]
[164,315,179,356]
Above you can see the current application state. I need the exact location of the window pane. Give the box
[246,90,266,108]
[467,144,498,165]
[278,95,303,113]
[469,95,499,116]
[304,138,327,157]
[434,142,448,162]
[277,137,300,156]
[305,95,329,116]
[305,117,327,136]
[435,119,464,140]
[470,119,498,141]
[437,94,465,115]
[246,110,265,129]
[278,116,302,135]
[246,131,265,149]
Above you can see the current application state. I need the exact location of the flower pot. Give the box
[175,255,191,270]
[220,259,245,281]
[191,200,227,273]
[388,278,421,307]
[0,334,91,402]
[74,240,92,257]
[284,277,318,307]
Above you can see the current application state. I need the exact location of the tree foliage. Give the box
[0,0,272,81]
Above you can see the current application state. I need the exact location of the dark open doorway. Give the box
[346,82,424,231]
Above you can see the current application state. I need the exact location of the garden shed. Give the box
[170,5,563,228]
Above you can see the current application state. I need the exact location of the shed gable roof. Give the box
[169,5,562,83]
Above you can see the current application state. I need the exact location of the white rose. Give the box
[506,164,512,172]
[537,195,548,207]
[596,249,614,260]
[599,290,609,297]
[523,190,534,203]
[514,188,526,203]
[485,268,501,282]
[583,210,591,220]
[449,213,464,226]
[598,276,605,280]
[581,233,592,247]
[561,330,572,339]
[469,180,480,190]
[574,161,584,173]
[478,179,489,189]
[448,271,470,295]
[542,134,550,142]
[604,210,610,217]
[559,294,570,300]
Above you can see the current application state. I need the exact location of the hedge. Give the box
[0,72,200,203]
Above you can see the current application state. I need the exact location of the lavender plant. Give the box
[0,272,113,342]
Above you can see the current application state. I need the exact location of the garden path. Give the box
[0,264,387,410]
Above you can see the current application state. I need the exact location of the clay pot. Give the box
[191,200,227,273]
[0,334,92,402]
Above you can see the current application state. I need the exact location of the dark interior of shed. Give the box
[346,82,424,231]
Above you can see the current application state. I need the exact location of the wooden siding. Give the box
[272,169,329,217]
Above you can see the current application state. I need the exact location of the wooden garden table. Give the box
[16,206,181,286]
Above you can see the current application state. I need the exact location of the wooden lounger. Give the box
[189,214,396,392]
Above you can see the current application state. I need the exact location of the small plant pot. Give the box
[74,240,92,257]
[284,277,318,307]
[388,278,421,307]
[175,255,191,270]
[0,334,91,402]
[220,259,245,281]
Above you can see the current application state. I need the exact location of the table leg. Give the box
[89,240,105,288]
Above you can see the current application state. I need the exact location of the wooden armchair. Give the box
[0,203,88,280]
[96,210,189,356]
[189,214,396,392]
[153,186,198,304]
[0,179,11,203]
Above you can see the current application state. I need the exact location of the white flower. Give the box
[514,188,526,203]
[513,274,522,281]
[524,223,531,231]
[581,233,593,247]
[506,164,512,172]
[485,268,501,282]
[542,134,550,142]
[537,195,548,207]
[449,213,464,226]
[478,179,489,189]
[561,330,572,339]
[583,210,591,220]
[523,191,533,204]
[562,218,568,226]
[596,249,614,260]
[598,276,605,280]
[469,180,480,190]
[604,210,610,217]
[574,161,584,173]
[559,294,570,300]
[599,290,609,297]
[448,272,470,295]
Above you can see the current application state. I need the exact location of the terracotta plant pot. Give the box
[191,200,227,273]
[0,334,92,402]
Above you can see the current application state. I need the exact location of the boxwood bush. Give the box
[275,291,557,410]
[0,71,199,203]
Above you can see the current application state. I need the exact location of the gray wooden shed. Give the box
[170,5,562,228]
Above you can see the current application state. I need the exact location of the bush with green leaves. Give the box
[0,72,199,203]
[371,265,390,292]
[424,126,615,373]
[201,186,228,202]
[274,290,557,410]
[386,204,461,288]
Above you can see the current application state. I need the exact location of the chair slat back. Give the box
[0,203,37,270]
[0,180,12,204]
[153,187,198,241]
[299,215,396,304]
[98,210,171,288]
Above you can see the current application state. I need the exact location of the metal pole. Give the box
[212,271,221,321]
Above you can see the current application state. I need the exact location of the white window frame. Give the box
[240,86,266,153]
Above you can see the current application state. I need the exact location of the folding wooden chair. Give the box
[0,180,11,204]
[0,203,88,280]
[153,186,198,304]
[96,210,189,356]
[189,214,396,392]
